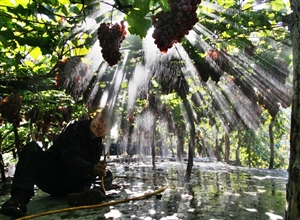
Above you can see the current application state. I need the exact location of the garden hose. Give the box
[101,175,106,194]
[101,154,107,194]
[16,176,169,220]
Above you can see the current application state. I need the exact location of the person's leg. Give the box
[66,188,104,206]
[66,170,113,206]
[0,142,39,217]
[102,169,113,190]
[0,141,60,217]
[11,142,42,192]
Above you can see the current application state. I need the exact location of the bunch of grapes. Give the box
[206,49,229,73]
[34,106,74,135]
[152,0,201,53]
[56,106,73,126]
[152,11,181,53]
[0,94,22,123]
[97,21,127,66]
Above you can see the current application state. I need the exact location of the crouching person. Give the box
[0,108,114,218]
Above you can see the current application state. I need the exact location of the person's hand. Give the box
[94,161,107,177]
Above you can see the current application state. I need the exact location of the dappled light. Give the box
[0,158,286,219]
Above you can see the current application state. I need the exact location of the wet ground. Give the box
[0,156,287,220]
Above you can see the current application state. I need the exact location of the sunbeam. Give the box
[0,0,295,219]
[53,0,292,169]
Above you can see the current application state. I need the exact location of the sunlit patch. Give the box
[257,189,267,193]
[223,191,241,197]
[104,209,122,218]
[124,188,134,194]
[243,191,257,196]
[149,209,156,215]
[181,193,193,200]
[265,212,283,220]
[253,175,287,181]
[162,213,179,220]
[187,208,195,212]
[105,189,121,195]
[245,208,258,212]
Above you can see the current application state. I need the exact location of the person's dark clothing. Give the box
[11,119,104,198]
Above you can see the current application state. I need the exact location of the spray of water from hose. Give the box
[101,151,109,194]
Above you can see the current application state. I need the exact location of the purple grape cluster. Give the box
[152,0,201,53]
[97,21,127,66]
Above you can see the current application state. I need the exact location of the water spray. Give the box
[101,150,110,194]
[101,125,118,193]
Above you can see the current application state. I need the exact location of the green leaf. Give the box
[74,47,89,56]
[1,29,14,41]
[124,0,152,37]
[126,11,151,38]
[132,0,151,16]
[60,4,69,16]
[269,0,285,11]
[17,0,31,6]
[29,47,42,59]
[0,35,9,47]
[57,0,70,5]
[36,5,56,20]
[1,0,15,7]
[151,0,169,11]
[71,5,81,14]
[11,4,32,17]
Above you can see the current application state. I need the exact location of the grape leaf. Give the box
[125,10,152,38]
[125,0,152,38]
[134,0,151,16]
[29,47,42,59]
[150,0,169,11]
[1,0,15,7]
[0,35,9,48]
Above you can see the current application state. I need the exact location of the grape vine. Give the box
[152,0,201,53]
[97,21,127,66]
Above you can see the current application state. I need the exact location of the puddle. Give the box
[0,158,287,220]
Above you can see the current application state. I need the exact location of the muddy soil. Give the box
[0,156,287,220]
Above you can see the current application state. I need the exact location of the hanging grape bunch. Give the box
[152,0,201,53]
[55,57,89,102]
[97,21,127,66]
[206,49,229,74]
[55,106,73,126]
[0,94,22,123]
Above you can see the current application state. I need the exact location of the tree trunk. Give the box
[196,130,203,156]
[247,131,251,168]
[235,126,242,166]
[286,1,300,218]
[12,121,20,157]
[151,120,156,169]
[0,152,5,182]
[201,137,213,158]
[224,133,230,163]
[0,132,5,182]
[182,99,196,182]
[176,127,184,162]
[269,116,275,169]
[215,138,221,161]
[215,137,224,161]
[185,140,194,182]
